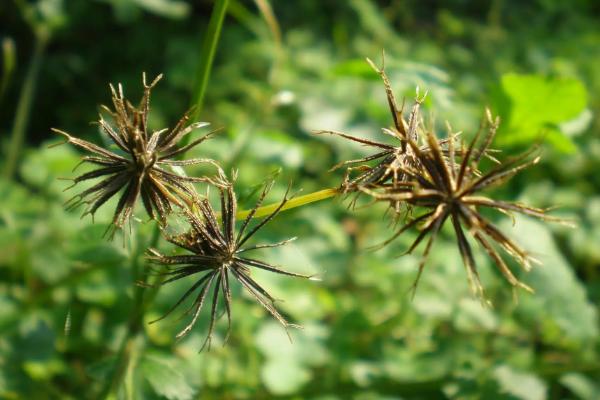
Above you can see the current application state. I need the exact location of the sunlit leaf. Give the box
[493,73,587,151]
[493,365,546,400]
[141,353,196,400]
[261,358,310,395]
[504,216,598,344]
[133,0,190,19]
[560,373,600,400]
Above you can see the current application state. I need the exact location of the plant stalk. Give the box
[3,35,47,179]
[235,187,339,220]
[1,38,16,103]
[100,2,231,395]
[189,0,229,124]
[99,226,160,399]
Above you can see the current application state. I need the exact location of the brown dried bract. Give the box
[147,172,316,350]
[361,109,570,300]
[314,54,453,214]
[53,73,222,237]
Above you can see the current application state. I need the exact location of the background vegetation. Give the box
[1,0,599,398]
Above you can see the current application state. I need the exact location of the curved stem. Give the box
[100,2,231,395]
[235,187,339,220]
[3,34,47,179]
[1,38,16,103]
[189,0,229,124]
[99,226,161,399]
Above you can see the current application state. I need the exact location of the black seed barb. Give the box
[53,74,223,238]
[317,57,571,300]
[149,172,314,349]
[362,104,569,299]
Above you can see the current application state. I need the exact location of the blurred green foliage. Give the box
[1,0,600,399]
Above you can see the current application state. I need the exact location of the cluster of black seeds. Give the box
[55,58,568,348]
[55,75,313,348]
[316,55,568,300]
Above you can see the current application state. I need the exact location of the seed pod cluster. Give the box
[53,74,221,237]
[55,59,568,347]
[316,56,568,299]
[55,75,313,346]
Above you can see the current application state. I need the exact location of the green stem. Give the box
[99,227,160,399]
[1,38,16,103]
[100,2,231,394]
[134,189,340,327]
[3,34,47,179]
[235,187,339,220]
[189,0,229,124]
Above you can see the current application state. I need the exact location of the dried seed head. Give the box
[148,171,315,350]
[53,73,223,238]
[314,55,457,216]
[361,107,570,300]
[317,54,570,301]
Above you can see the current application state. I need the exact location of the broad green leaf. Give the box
[30,244,70,284]
[504,216,598,345]
[261,358,310,395]
[382,349,453,383]
[350,361,380,387]
[560,373,600,400]
[132,0,190,19]
[331,59,380,79]
[103,0,189,20]
[453,298,499,332]
[0,295,17,325]
[75,269,119,306]
[22,359,65,381]
[349,0,399,45]
[544,127,577,153]
[69,227,128,268]
[559,108,593,137]
[255,321,328,367]
[493,365,546,400]
[86,356,117,382]
[249,131,304,168]
[494,73,587,151]
[141,353,196,400]
[16,313,67,380]
[19,0,68,33]
[20,142,80,198]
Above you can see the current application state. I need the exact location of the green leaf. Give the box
[331,59,380,79]
[69,226,127,268]
[20,142,80,198]
[255,322,328,367]
[16,313,67,380]
[493,73,587,151]
[141,354,196,400]
[37,0,67,30]
[132,0,190,19]
[30,244,70,284]
[0,295,18,326]
[559,108,593,137]
[103,0,189,20]
[503,216,599,345]
[75,269,119,306]
[544,127,577,153]
[492,365,546,400]
[249,131,304,169]
[86,356,117,383]
[261,358,310,395]
[453,298,499,332]
[560,373,600,400]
